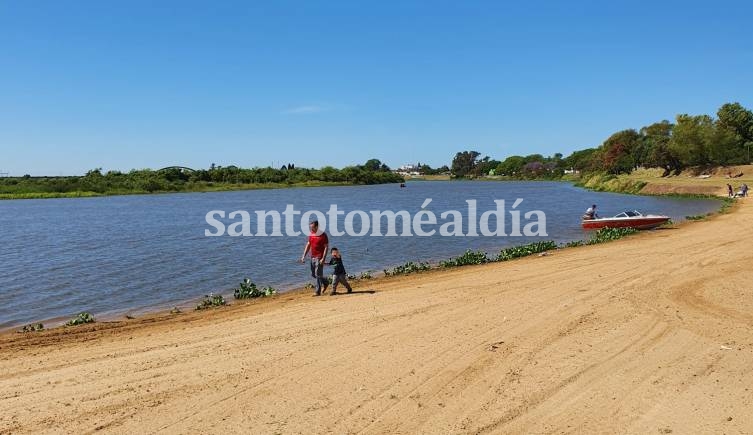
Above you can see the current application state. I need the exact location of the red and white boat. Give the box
[581,210,670,230]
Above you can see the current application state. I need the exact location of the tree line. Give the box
[451,102,753,178]
[0,159,404,196]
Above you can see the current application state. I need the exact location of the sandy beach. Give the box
[1,189,752,434]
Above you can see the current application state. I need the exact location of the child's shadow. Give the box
[339,290,376,295]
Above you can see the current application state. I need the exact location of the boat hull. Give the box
[581,216,670,230]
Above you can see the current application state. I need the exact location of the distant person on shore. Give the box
[727,183,734,197]
[327,248,352,295]
[742,183,749,197]
[299,220,329,296]
[583,204,598,220]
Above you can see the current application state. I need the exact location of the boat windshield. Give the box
[614,210,643,218]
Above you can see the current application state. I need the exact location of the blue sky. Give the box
[1,0,751,175]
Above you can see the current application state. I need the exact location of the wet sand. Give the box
[1,194,752,434]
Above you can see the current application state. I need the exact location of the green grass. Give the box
[0,181,355,200]
[0,191,104,200]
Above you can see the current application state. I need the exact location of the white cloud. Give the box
[282,105,329,115]
[281,103,352,115]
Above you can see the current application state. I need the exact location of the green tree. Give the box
[717,102,753,162]
[601,130,642,174]
[669,114,715,167]
[496,155,526,176]
[363,159,384,172]
[451,151,481,177]
[562,148,598,171]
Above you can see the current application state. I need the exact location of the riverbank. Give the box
[0,180,356,200]
[578,164,753,196]
[2,186,751,433]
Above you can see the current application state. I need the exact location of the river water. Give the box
[0,181,720,328]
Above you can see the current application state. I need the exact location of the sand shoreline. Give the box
[2,180,751,434]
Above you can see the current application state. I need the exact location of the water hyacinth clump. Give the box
[586,227,638,244]
[359,271,374,280]
[196,293,226,310]
[20,323,44,333]
[348,271,374,280]
[563,240,585,248]
[233,278,277,299]
[384,261,432,276]
[66,312,95,326]
[439,249,490,268]
[497,241,557,261]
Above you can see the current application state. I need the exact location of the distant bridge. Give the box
[156,166,197,173]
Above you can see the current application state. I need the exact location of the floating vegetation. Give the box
[439,249,490,267]
[497,241,557,261]
[359,271,374,280]
[384,261,432,276]
[20,323,44,333]
[563,240,586,248]
[66,312,95,326]
[586,227,638,244]
[196,294,226,310]
[233,278,277,299]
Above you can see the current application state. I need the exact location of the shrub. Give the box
[497,241,557,261]
[439,249,489,267]
[196,294,226,310]
[66,312,95,326]
[233,278,276,299]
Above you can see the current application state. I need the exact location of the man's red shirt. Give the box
[308,232,328,259]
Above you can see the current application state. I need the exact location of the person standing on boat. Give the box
[583,204,598,220]
[299,220,329,296]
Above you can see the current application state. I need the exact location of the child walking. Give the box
[327,248,352,295]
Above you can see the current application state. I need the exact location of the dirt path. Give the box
[2,200,752,434]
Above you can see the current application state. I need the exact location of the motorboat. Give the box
[581,210,670,230]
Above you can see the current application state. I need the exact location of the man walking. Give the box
[300,220,329,296]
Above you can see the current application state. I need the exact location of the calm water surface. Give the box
[0,181,720,328]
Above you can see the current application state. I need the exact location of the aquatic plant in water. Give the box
[586,227,638,244]
[384,261,432,276]
[233,278,276,299]
[20,323,44,333]
[196,294,226,310]
[497,241,557,261]
[439,249,490,267]
[66,312,95,326]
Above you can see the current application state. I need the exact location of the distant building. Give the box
[395,163,423,177]
[397,163,420,173]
